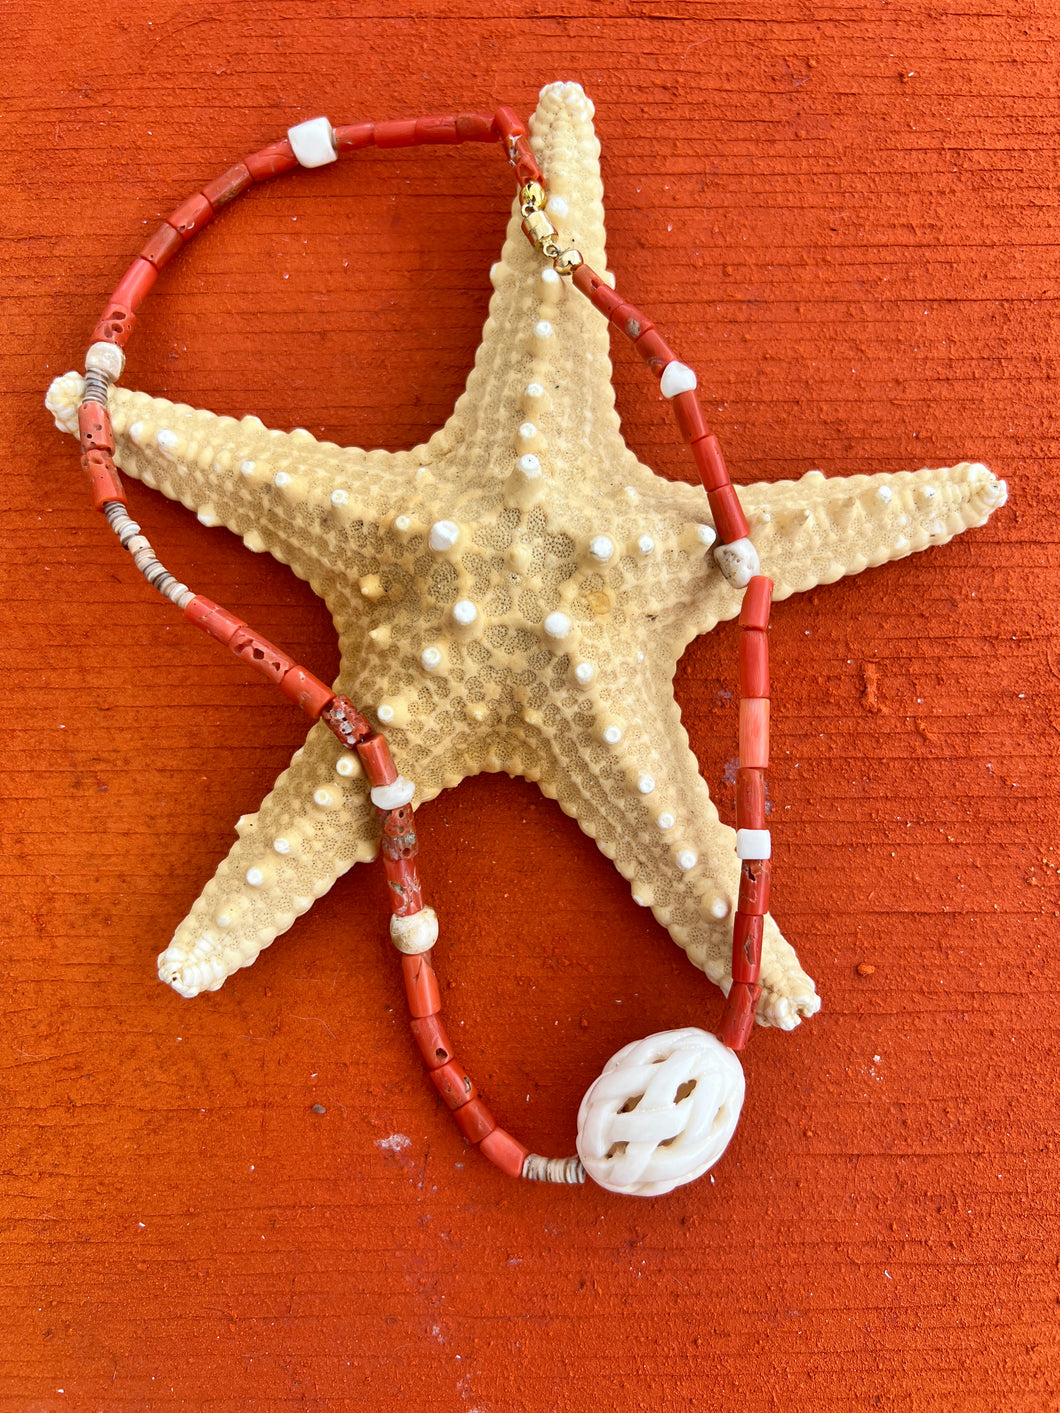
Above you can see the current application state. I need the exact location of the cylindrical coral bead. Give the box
[707,483,750,545]
[480,1128,530,1178]
[140,222,184,270]
[167,193,213,241]
[356,733,398,787]
[78,402,114,456]
[90,303,136,348]
[333,122,375,151]
[738,858,771,917]
[634,327,675,375]
[430,1060,477,1110]
[735,766,766,831]
[414,114,460,145]
[453,1097,497,1144]
[80,450,125,509]
[278,665,334,718]
[374,118,419,148]
[739,698,769,769]
[731,912,764,984]
[245,140,299,180]
[111,258,158,313]
[401,952,441,1018]
[739,576,774,630]
[491,105,527,142]
[692,434,730,493]
[739,630,769,699]
[410,1014,454,1070]
[719,982,762,1050]
[673,391,709,444]
[201,162,253,208]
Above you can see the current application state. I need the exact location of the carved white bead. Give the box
[390,906,439,955]
[370,775,416,810]
[576,1028,745,1196]
[544,611,571,640]
[287,116,337,168]
[429,519,459,551]
[589,535,614,562]
[85,341,125,381]
[659,361,698,399]
[713,537,760,588]
[736,828,771,860]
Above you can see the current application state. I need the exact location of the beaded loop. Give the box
[69,101,778,1187]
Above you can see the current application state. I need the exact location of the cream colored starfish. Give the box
[47,81,1006,1028]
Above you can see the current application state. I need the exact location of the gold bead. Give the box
[553,248,584,276]
[520,181,546,212]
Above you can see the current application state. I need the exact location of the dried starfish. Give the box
[46,81,1006,1028]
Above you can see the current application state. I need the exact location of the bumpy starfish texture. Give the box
[47,82,1006,1028]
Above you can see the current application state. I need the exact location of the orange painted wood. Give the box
[2,3,1058,1409]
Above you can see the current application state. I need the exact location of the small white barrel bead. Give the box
[659,360,698,398]
[370,776,416,811]
[736,828,771,860]
[287,116,338,168]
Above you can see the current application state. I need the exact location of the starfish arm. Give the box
[155,722,379,998]
[638,461,1008,648]
[45,373,420,597]
[536,673,820,1032]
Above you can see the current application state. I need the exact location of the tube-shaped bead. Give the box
[414,114,460,145]
[692,434,729,493]
[333,122,375,151]
[735,766,766,831]
[740,576,774,630]
[673,390,709,444]
[456,112,496,142]
[634,327,675,375]
[278,666,334,718]
[167,193,213,241]
[78,402,114,456]
[244,140,299,180]
[410,1014,455,1070]
[401,952,441,1018]
[738,858,771,917]
[480,1128,530,1178]
[111,258,158,312]
[720,982,762,1051]
[731,912,764,984]
[739,630,769,698]
[739,697,769,768]
[140,222,184,269]
[430,1060,477,1110]
[90,303,136,348]
[201,162,253,208]
[707,482,750,545]
[81,450,126,509]
[453,1097,496,1144]
[374,118,419,148]
[357,733,398,787]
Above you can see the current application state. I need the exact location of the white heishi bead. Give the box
[877,485,893,504]
[377,703,395,723]
[638,775,655,794]
[676,850,698,871]
[335,753,358,777]
[577,1028,745,1196]
[603,725,622,745]
[713,537,760,588]
[273,837,291,855]
[245,867,264,887]
[544,611,571,639]
[589,535,614,562]
[371,776,416,810]
[85,341,125,381]
[331,488,348,506]
[657,812,675,830]
[736,828,771,860]
[390,906,439,955]
[534,320,553,338]
[394,514,411,531]
[287,116,337,167]
[452,600,477,626]
[421,646,442,671]
[574,662,594,685]
[638,535,655,554]
[659,361,698,399]
[696,524,717,548]
[518,454,542,478]
[429,519,459,551]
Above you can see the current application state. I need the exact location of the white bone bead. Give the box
[287,116,337,167]
[85,341,125,381]
[659,361,698,398]
[370,775,416,810]
[577,1028,745,1196]
[713,537,760,588]
[390,906,439,955]
[736,828,771,860]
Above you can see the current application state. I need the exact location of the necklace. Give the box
[63,100,779,1197]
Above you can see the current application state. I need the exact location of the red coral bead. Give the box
[410,1014,454,1070]
[430,1060,477,1111]
[731,913,764,984]
[453,1097,496,1144]
[480,1128,529,1178]
[739,576,774,630]
[401,953,441,1019]
[719,982,762,1050]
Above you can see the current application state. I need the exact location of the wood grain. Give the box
[1,2,1057,1409]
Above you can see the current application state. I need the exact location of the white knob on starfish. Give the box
[576,1028,744,1196]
